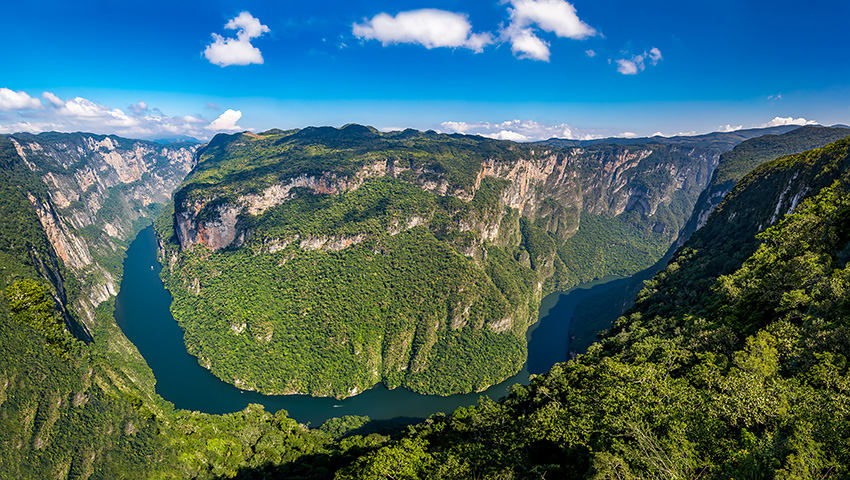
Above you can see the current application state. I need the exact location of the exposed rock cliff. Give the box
[675,125,850,247]
[174,139,719,259]
[5,132,198,332]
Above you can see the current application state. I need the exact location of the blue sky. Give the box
[2,0,849,140]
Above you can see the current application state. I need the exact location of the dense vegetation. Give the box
[161,126,720,397]
[0,134,398,479]
[4,127,850,478]
[325,135,850,479]
[161,175,534,397]
[567,126,850,356]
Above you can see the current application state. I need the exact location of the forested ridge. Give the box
[160,125,721,398]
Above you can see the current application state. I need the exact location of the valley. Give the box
[1,125,850,478]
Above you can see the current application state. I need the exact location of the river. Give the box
[115,225,627,426]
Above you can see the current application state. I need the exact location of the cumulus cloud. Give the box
[615,47,662,75]
[440,119,601,142]
[0,88,42,111]
[761,116,817,127]
[648,47,662,65]
[509,29,550,61]
[502,0,596,62]
[354,0,596,62]
[506,0,596,39]
[615,58,639,75]
[585,49,596,57]
[353,9,493,52]
[128,101,149,115]
[204,12,270,67]
[0,88,238,140]
[718,124,744,132]
[42,91,65,108]
[206,109,243,131]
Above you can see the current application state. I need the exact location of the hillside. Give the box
[568,125,850,354]
[158,125,727,398]
[3,133,197,334]
[677,125,850,246]
[327,132,850,480]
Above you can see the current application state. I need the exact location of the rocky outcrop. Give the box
[7,132,198,332]
[175,144,720,255]
[674,126,850,249]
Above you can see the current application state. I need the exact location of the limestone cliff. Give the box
[174,139,718,261]
[5,132,197,333]
[675,125,850,247]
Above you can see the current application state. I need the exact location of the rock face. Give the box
[174,141,719,256]
[5,132,198,332]
[675,125,850,248]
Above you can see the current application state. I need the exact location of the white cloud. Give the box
[440,119,601,142]
[718,124,743,132]
[509,29,550,61]
[354,1,596,61]
[0,89,232,140]
[615,58,639,75]
[128,101,149,115]
[204,12,270,67]
[0,88,42,111]
[615,47,662,75]
[585,49,596,57]
[353,9,493,52]
[491,130,530,141]
[42,91,65,108]
[617,132,638,138]
[225,11,270,39]
[767,94,783,101]
[648,47,662,65]
[761,116,817,127]
[206,109,243,131]
[501,0,595,61]
[506,0,596,40]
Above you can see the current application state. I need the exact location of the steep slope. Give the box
[677,125,850,246]
[0,137,171,478]
[0,133,201,478]
[159,125,726,398]
[0,131,393,480]
[567,126,850,355]
[329,134,850,480]
[4,132,197,334]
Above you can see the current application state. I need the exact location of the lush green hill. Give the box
[3,129,850,479]
[159,126,724,398]
[0,133,396,480]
